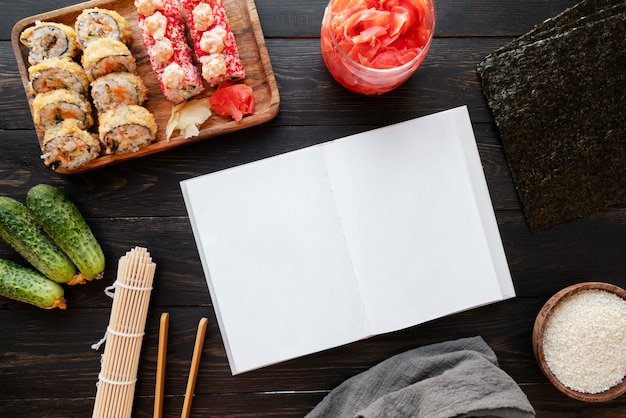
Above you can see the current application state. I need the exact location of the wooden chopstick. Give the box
[154,312,170,418]
[181,317,209,418]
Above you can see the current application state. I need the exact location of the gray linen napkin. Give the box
[305,336,535,418]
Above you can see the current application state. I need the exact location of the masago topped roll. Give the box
[136,0,205,103]
[181,0,245,87]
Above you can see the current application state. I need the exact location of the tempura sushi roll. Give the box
[82,38,136,81]
[181,0,246,87]
[98,105,157,154]
[91,72,148,112]
[20,21,80,65]
[41,120,101,170]
[137,0,204,103]
[28,58,89,96]
[32,89,94,129]
[75,8,133,49]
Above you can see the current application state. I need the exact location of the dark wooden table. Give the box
[1,0,625,417]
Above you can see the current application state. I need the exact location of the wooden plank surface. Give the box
[1,0,625,417]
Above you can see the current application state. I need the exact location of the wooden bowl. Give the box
[532,282,626,402]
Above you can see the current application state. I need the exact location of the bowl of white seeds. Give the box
[533,282,626,402]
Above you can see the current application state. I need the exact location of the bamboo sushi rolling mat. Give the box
[92,247,156,418]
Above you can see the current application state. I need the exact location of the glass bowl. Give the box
[320,0,436,95]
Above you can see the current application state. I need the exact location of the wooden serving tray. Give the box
[11,0,280,174]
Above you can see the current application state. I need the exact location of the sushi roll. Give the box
[20,21,81,65]
[181,0,246,87]
[32,89,94,130]
[156,59,205,104]
[135,0,181,18]
[98,105,157,154]
[28,58,89,96]
[75,8,133,49]
[91,72,148,112]
[137,0,204,103]
[82,38,136,81]
[41,120,101,170]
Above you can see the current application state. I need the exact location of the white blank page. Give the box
[323,107,510,334]
[182,147,369,375]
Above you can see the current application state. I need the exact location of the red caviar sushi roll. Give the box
[136,0,204,103]
[181,0,245,87]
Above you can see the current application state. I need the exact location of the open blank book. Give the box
[181,106,516,375]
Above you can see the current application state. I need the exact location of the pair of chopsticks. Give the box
[154,313,209,418]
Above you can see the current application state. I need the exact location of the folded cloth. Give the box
[304,336,535,418]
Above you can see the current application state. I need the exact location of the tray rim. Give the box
[11,0,280,174]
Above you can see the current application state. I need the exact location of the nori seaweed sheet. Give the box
[477,8,626,230]
[478,0,624,72]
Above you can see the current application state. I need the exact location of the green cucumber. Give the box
[0,259,66,309]
[26,184,105,284]
[0,196,78,284]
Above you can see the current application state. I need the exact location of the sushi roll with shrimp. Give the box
[90,72,148,112]
[136,0,204,103]
[32,89,94,130]
[41,120,101,171]
[20,21,81,65]
[181,0,246,87]
[98,105,157,154]
[82,38,136,81]
[28,58,89,96]
[75,8,133,49]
